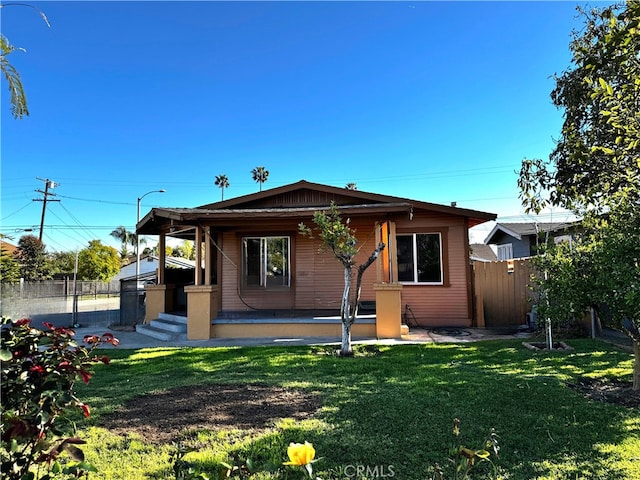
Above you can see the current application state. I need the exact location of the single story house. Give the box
[136,180,496,340]
[483,222,579,260]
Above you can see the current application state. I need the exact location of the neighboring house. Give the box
[112,255,196,283]
[483,222,579,260]
[137,180,496,340]
[0,239,19,256]
[469,243,497,263]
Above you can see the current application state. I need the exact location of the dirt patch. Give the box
[568,377,640,408]
[100,384,323,443]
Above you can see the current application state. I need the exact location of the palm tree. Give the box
[215,174,230,200]
[1,34,28,119]
[345,183,357,190]
[110,226,137,259]
[0,4,50,119]
[251,166,269,192]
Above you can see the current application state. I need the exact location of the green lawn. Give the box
[76,339,639,479]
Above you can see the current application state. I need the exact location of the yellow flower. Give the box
[284,441,316,466]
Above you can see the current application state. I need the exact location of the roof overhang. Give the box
[484,224,523,244]
[137,202,416,238]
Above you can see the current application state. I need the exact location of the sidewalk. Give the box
[73,324,534,349]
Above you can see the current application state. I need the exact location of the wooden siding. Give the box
[217,212,474,327]
[219,219,381,312]
[395,212,472,327]
[239,189,366,209]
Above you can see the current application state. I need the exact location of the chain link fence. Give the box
[1,279,121,328]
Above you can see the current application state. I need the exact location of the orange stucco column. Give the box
[144,284,176,324]
[184,285,219,340]
[374,282,403,339]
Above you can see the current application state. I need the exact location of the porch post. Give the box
[184,285,219,340]
[205,226,212,286]
[158,234,166,285]
[195,226,203,286]
[374,282,403,339]
[143,233,171,324]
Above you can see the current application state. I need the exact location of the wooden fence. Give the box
[472,259,534,328]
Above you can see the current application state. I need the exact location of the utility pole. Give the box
[33,177,60,241]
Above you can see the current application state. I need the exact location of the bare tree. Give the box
[299,202,385,356]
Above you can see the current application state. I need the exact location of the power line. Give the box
[55,202,101,243]
[1,201,35,221]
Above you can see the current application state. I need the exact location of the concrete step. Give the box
[136,313,188,342]
[136,324,187,342]
[150,318,187,333]
[158,312,188,325]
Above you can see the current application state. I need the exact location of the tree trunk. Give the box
[340,320,353,357]
[634,341,640,391]
[339,266,354,356]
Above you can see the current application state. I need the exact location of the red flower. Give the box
[92,355,110,365]
[29,365,45,374]
[101,333,120,346]
[83,335,100,344]
[79,369,92,384]
[42,322,56,331]
[79,403,90,418]
[55,327,75,337]
[57,361,74,371]
[14,318,31,327]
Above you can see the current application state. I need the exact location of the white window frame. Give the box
[242,236,291,288]
[497,243,513,261]
[396,232,444,285]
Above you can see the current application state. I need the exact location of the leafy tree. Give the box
[215,174,230,201]
[175,241,195,260]
[519,1,640,388]
[519,1,639,213]
[299,202,385,356]
[0,241,21,283]
[77,240,120,281]
[49,251,76,276]
[15,235,51,281]
[251,166,269,192]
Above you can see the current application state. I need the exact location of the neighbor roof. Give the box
[484,221,577,244]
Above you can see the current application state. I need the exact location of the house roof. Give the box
[138,180,497,238]
[114,255,196,282]
[469,243,497,262]
[484,221,577,245]
[0,239,18,255]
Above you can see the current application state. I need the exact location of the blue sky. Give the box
[1,1,596,252]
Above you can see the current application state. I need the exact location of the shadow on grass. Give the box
[82,339,637,480]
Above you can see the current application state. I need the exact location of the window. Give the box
[243,236,290,288]
[497,243,513,260]
[396,233,443,284]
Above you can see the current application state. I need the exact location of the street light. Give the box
[136,189,165,282]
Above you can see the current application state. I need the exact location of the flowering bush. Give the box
[0,317,118,479]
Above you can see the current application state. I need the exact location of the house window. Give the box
[497,243,513,260]
[243,236,290,288]
[396,233,443,284]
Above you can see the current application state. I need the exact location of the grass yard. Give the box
[76,339,639,479]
